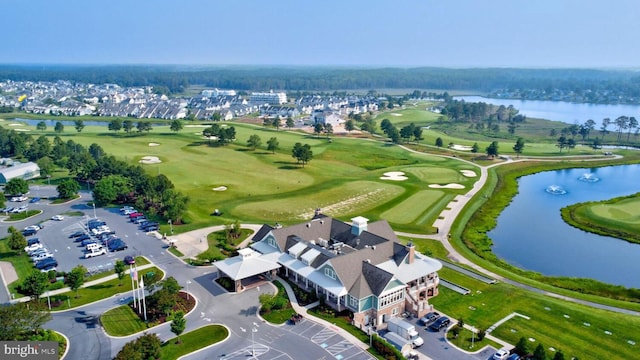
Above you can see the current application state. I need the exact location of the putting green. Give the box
[381,190,445,224]
[590,202,640,224]
[404,166,466,184]
[233,181,405,221]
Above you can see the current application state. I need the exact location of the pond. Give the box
[11,118,166,127]
[487,164,640,288]
[454,96,640,125]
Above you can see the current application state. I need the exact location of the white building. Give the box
[251,90,287,105]
[202,88,237,97]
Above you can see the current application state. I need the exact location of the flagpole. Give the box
[136,266,142,311]
[140,277,147,321]
[130,264,136,308]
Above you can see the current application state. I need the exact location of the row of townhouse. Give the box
[215,212,441,331]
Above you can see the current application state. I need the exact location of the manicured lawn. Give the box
[196,228,253,262]
[159,325,228,360]
[47,267,164,310]
[430,267,640,360]
[381,189,446,225]
[101,305,148,336]
[168,246,184,257]
[6,210,42,221]
[260,280,296,324]
[562,193,640,243]
[0,239,40,294]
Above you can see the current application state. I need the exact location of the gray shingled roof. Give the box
[361,260,395,296]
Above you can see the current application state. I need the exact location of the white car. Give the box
[24,243,44,252]
[51,215,64,221]
[24,225,41,231]
[32,252,53,262]
[85,247,107,258]
[492,349,510,360]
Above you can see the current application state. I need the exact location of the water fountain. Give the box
[545,185,567,195]
[578,173,600,182]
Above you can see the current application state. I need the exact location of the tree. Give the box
[247,134,262,150]
[4,178,29,196]
[512,137,525,158]
[413,126,423,143]
[7,226,27,252]
[514,337,529,356]
[64,265,87,298]
[88,143,104,160]
[170,119,183,133]
[108,119,123,133]
[20,270,49,300]
[170,311,186,344]
[471,142,479,153]
[435,137,443,148]
[627,116,638,143]
[266,137,279,154]
[380,118,393,133]
[591,137,602,150]
[93,175,132,206]
[122,120,134,134]
[345,119,355,133]
[533,343,547,360]
[292,142,313,167]
[54,121,64,134]
[0,302,51,341]
[549,128,557,137]
[57,179,80,199]
[313,123,324,138]
[324,123,333,139]
[114,260,126,286]
[566,138,576,152]
[556,136,567,152]
[552,350,565,360]
[137,122,152,134]
[286,116,294,129]
[486,141,499,158]
[600,117,611,140]
[36,121,47,133]
[74,120,85,133]
[114,333,161,360]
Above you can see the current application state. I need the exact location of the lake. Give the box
[454,96,640,125]
[487,164,640,288]
[11,118,166,127]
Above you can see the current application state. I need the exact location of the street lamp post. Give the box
[92,203,97,219]
[168,219,173,234]
[186,280,191,300]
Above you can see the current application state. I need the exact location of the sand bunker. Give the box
[213,186,227,191]
[429,183,465,189]
[460,170,477,177]
[14,128,31,132]
[184,124,210,128]
[8,123,22,126]
[450,144,473,151]
[202,136,218,140]
[380,171,408,181]
[139,156,162,164]
[390,113,403,117]
[148,142,160,147]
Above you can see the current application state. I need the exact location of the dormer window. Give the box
[267,236,277,248]
[324,267,336,279]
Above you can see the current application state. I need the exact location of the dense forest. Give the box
[1,65,639,102]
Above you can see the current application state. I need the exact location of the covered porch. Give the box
[214,248,280,293]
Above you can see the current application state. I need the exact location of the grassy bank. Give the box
[561,192,640,244]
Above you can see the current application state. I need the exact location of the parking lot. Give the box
[1,187,163,275]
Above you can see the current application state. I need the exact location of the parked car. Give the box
[428,316,450,332]
[69,231,85,238]
[32,252,54,263]
[28,248,50,257]
[418,312,440,325]
[35,258,58,270]
[120,206,134,213]
[24,243,44,253]
[27,238,40,246]
[29,197,41,203]
[507,354,521,360]
[85,246,107,258]
[75,234,91,242]
[141,222,159,231]
[40,266,56,273]
[492,349,510,360]
[51,215,64,221]
[22,228,37,237]
[24,225,41,231]
[122,208,137,215]
[124,255,135,265]
[108,239,128,252]
[81,239,97,247]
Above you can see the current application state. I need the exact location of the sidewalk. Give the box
[12,263,155,303]
[163,224,264,259]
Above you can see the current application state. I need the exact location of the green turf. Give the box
[381,190,445,224]
[159,325,228,359]
[101,305,148,336]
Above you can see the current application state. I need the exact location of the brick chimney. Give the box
[407,241,415,264]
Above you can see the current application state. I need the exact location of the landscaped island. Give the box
[561,192,640,244]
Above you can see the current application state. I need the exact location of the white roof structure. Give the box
[376,253,442,284]
[0,162,40,184]
[213,248,280,281]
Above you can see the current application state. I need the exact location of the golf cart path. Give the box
[396,145,640,316]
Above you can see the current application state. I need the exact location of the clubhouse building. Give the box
[214,211,442,329]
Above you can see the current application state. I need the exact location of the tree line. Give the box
[2,65,640,99]
[0,127,189,223]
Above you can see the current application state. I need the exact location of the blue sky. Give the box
[3,0,639,68]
